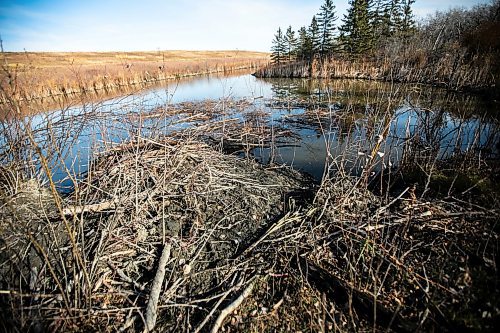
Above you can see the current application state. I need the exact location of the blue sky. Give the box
[0,0,490,52]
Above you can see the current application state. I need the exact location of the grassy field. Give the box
[3,50,269,68]
[0,50,269,106]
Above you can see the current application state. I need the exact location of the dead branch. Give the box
[62,199,118,215]
[144,243,172,332]
[210,279,257,333]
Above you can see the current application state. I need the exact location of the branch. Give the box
[62,199,118,215]
[144,243,171,332]
[210,280,256,333]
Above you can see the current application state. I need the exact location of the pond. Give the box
[3,73,499,191]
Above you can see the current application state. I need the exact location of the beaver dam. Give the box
[1,74,499,332]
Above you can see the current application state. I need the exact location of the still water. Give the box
[7,73,499,190]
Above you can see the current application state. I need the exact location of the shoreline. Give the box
[0,50,269,109]
[253,58,498,96]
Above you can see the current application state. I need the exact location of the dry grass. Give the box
[0,50,269,106]
[255,50,495,92]
[3,50,268,68]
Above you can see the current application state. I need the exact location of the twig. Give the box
[240,210,307,257]
[374,187,409,216]
[118,314,137,333]
[62,199,118,215]
[107,260,145,291]
[194,286,235,333]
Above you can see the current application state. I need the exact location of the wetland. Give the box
[1,71,499,332]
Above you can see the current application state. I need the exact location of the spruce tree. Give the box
[374,0,407,38]
[400,0,416,37]
[356,0,373,53]
[338,2,355,52]
[309,16,321,56]
[339,0,373,55]
[379,0,394,38]
[368,0,384,46]
[284,26,298,62]
[390,0,404,35]
[317,0,338,56]
[297,26,313,60]
[271,28,286,65]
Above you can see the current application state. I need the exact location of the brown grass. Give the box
[255,48,495,92]
[0,50,269,105]
[3,50,269,69]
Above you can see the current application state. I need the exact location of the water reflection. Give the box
[255,77,500,180]
[2,74,498,190]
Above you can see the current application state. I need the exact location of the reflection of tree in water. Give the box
[400,103,500,178]
[265,77,402,105]
[267,78,338,103]
[428,93,497,153]
[263,77,499,165]
[269,79,302,101]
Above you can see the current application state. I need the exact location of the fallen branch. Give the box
[210,279,257,333]
[62,199,118,215]
[144,243,172,333]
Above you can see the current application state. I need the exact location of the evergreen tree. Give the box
[375,0,406,38]
[339,0,373,55]
[338,4,354,52]
[356,0,373,53]
[271,27,286,64]
[390,0,404,35]
[297,26,313,60]
[400,0,416,36]
[317,0,338,56]
[284,26,298,62]
[309,16,321,56]
[378,0,393,37]
[368,0,385,44]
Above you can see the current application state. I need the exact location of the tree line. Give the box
[271,0,416,64]
[263,0,499,93]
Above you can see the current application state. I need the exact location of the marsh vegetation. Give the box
[0,1,499,332]
[0,50,268,111]
[1,70,499,332]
